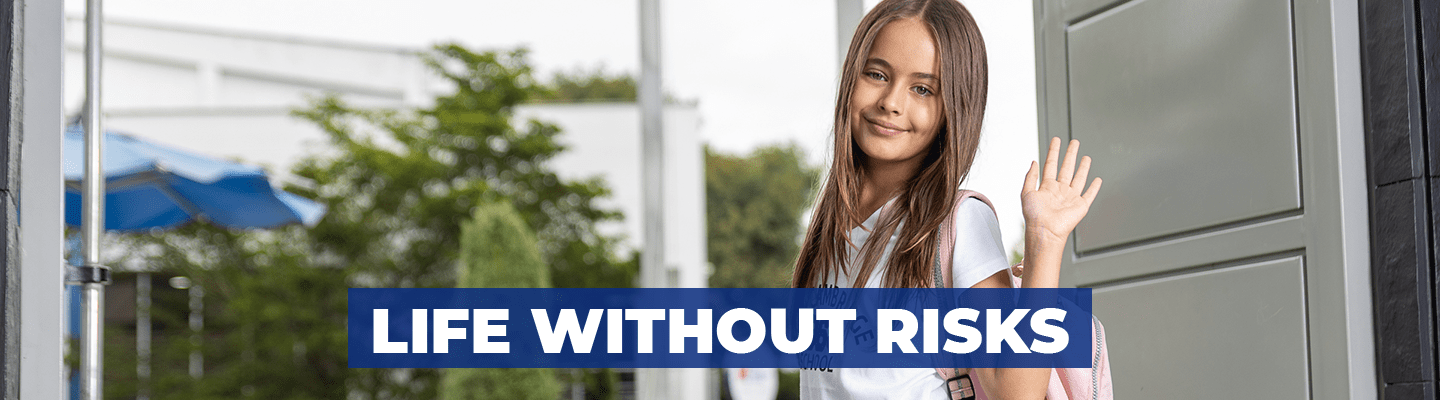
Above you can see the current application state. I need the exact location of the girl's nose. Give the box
[878,84,904,115]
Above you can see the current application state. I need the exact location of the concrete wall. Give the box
[1361,0,1440,397]
[1,0,17,396]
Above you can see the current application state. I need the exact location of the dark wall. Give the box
[1362,0,1440,398]
[1,0,15,398]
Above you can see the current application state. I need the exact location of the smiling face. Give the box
[850,17,943,169]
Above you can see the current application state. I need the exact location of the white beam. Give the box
[19,0,66,397]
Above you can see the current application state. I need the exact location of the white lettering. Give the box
[770,308,813,354]
[878,309,919,354]
[815,309,857,353]
[986,309,1031,354]
[625,309,665,353]
[472,309,510,353]
[669,309,713,353]
[372,309,408,353]
[531,309,601,353]
[923,309,939,353]
[433,309,468,353]
[942,308,982,354]
[1028,308,1069,354]
[412,309,428,353]
[717,308,766,354]
[607,309,624,353]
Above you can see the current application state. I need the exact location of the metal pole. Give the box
[638,0,667,398]
[639,1,665,290]
[81,0,109,399]
[79,285,103,400]
[136,274,151,400]
[188,285,204,378]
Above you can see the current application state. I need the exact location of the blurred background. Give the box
[52,1,1039,399]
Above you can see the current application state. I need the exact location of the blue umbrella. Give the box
[61,125,326,400]
[62,125,325,230]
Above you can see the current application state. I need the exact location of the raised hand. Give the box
[1021,137,1103,245]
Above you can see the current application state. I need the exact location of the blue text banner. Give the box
[348,288,1092,369]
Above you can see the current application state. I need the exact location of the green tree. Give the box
[291,43,636,398]
[109,43,638,400]
[440,202,561,400]
[706,144,821,288]
[291,44,635,292]
[532,66,637,103]
[109,224,348,400]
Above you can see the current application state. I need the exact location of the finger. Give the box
[1082,177,1103,202]
[1022,161,1038,193]
[1042,137,1061,182]
[1059,139,1079,184]
[1011,265,1025,277]
[1071,156,1092,190]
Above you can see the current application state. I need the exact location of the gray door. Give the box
[1034,0,1374,398]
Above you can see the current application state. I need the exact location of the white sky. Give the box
[63,0,1042,250]
[62,0,1036,160]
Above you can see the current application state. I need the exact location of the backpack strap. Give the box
[933,190,997,290]
[933,190,995,400]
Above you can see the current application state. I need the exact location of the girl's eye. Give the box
[864,71,887,81]
[913,86,933,96]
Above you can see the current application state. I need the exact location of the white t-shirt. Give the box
[800,197,1011,400]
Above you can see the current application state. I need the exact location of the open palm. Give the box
[1021,137,1103,244]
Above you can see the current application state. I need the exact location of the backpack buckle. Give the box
[945,374,975,400]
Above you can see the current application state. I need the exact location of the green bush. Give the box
[777,369,800,400]
[455,202,552,289]
[706,145,820,288]
[441,202,560,400]
[579,368,619,400]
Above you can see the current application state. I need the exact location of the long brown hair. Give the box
[792,0,988,288]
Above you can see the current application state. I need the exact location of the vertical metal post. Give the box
[639,0,665,289]
[80,284,102,400]
[638,0,667,398]
[81,0,108,399]
[136,274,151,400]
[188,285,203,378]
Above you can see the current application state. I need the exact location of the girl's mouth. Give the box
[867,120,907,137]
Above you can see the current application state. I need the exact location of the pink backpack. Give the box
[931,190,1113,400]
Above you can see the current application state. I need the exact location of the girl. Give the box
[792,0,1102,398]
